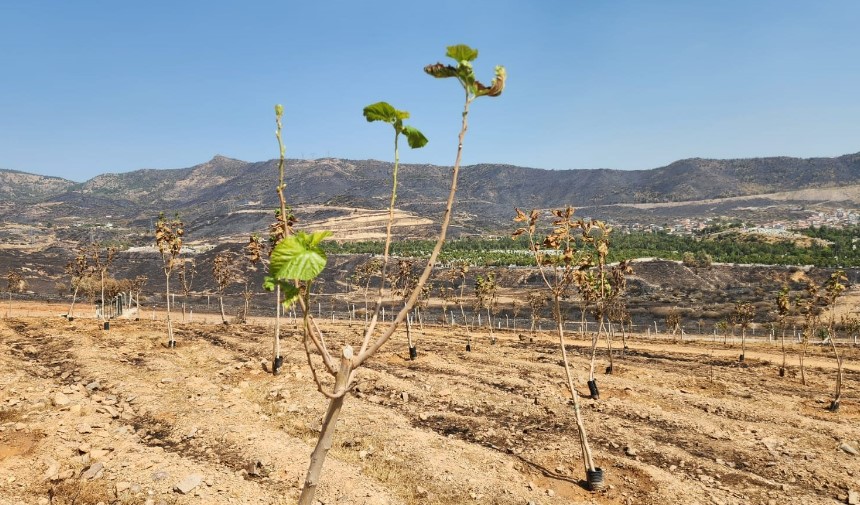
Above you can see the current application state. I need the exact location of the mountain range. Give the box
[2,152,859,245]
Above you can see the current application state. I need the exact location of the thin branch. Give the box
[355,92,472,368]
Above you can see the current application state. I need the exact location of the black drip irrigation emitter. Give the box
[587,379,600,400]
[409,346,418,360]
[586,467,605,491]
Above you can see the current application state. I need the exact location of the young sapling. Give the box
[155,213,184,347]
[266,104,299,374]
[776,284,791,377]
[822,270,847,411]
[513,206,603,490]
[64,247,91,320]
[733,301,755,362]
[88,242,117,328]
[213,251,240,325]
[268,44,505,505]
[177,259,196,323]
[5,269,26,318]
[475,272,498,344]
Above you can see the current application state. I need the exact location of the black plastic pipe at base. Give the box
[587,379,599,400]
[167,340,176,349]
[586,467,605,491]
[827,400,840,412]
[103,322,110,330]
[490,337,497,345]
[465,344,471,352]
[779,367,785,377]
[409,346,417,360]
[605,365,613,375]
[272,356,283,375]
[67,317,74,322]
[739,354,745,362]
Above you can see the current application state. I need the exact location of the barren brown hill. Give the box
[2,151,860,242]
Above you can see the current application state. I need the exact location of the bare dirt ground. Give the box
[1,303,859,505]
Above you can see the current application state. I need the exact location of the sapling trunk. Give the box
[165,274,174,345]
[99,269,106,322]
[405,312,414,354]
[620,321,628,356]
[273,286,282,374]
[68,283,80,319]
[554,303,596,477]
[740,327,746,361]
[219,294,226,324]
[780,324,787,376]
[827,330,844,411]
[589,331,599,381]
[800,337,809,385]
[603,318,614,374]
[297,346,354,505]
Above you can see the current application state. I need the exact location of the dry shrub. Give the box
[329,437,477,505]
[360,451,474,505]
[48,479,114,505]
[0,407,21,423]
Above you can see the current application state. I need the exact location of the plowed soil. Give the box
[1,306,859,505]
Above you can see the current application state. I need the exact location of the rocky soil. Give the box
[1,307,859,505]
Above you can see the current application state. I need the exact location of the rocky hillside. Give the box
[2,152,859,242]
[0,169,76,203]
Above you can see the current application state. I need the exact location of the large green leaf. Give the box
[402,126,428,149]
[447,44,479,62]
[269,231,331,281]
[363,102,399,123]
[364,102,411,126]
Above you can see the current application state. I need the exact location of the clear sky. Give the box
[1,1,859,182]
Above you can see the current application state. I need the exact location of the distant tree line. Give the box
[325,226,860,268]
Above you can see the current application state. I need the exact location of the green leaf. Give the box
[402,126,428,149]
[281,282,300,308]
[446,44,479,63]
[269,230,332,281]
[363,102,399,124]
[262,275,277,292]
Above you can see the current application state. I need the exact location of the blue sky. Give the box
[1,1,859,181]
